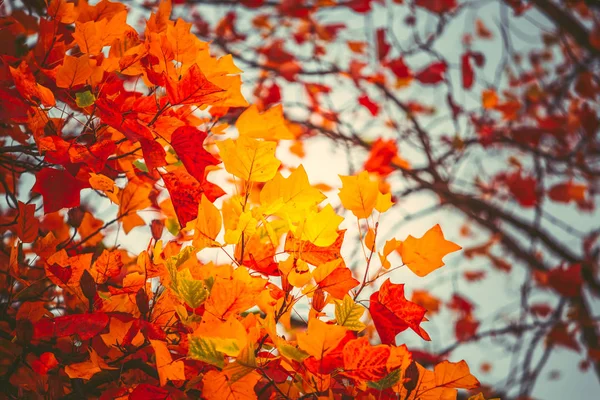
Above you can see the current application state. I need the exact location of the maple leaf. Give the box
[400,360,480,400]
[284,229,345,266]
[165,63,224,106]
[65,349,116,380]
[313,259,359,300]
[162,168,225,227]
[150,339,186,386]
[236,104,294,140]
[369,279,430,343]
[358,94,380,116]
[31,352,59,375]
[217,136,281,182]
[342,337,390,381]
[260,165,326,223]
[202,370,261,400]
[171,126,219,182]
[73,10,129,54]
[33,313,110,341]
[335,295,366,331]
[33,168,87,213]
[191,194,222,249]
[415,61,447,85]
[15,201,39,243]
[415,0,458,14]
[55,55,95,88]
[300,204,344,247]
[118,181,152,234]
[339,171,391,218]
[297,319,348,360]
[364,138,410,176]
[9,62,55,107]
[89,249,123,284]
[397,224,461,277]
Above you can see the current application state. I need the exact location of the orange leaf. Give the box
[55,55,94,88]
[150,339,186,386]
[398,224,461,277]
[202,370,261,400]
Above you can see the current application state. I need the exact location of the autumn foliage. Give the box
[0,0,487,399]
[2,0,600,399]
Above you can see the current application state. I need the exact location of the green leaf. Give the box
[367,369,401,390]
[133,160,148,172]
[278,342,309,362]
[166,217,180,236]
[223,344,256,382]
[335,295,366,331]
[188,336,224,368]
[177,269,207,308]
[75,90,96,107]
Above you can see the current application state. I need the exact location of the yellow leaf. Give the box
[335,295,366,331]
[398,224,461,277]
[192,314,248,357]
[150,339,186,386]
[311,258,343,283]
[279,256,311,288]
[216,136,280,182]
[297,318,347,360]
[192,195,222,249]
[375,192,394,213]
[301,204,344,247]
[236,104,294,140]
[224,210,257,245]
[338,171,379,219]
[260,165,326,223]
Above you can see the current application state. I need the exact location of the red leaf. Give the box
[342,337,391,381]
[547,323,580,353]
[369,279,429,344]
[171,126,219,182]
[31,352,59,375]
[165,64,224,106]
[455,316,479,342]
[415,61,447,85]
[32,168,87,213]
[304,331,355,375]
[317,267,359,299]
[129,384,170,400]
[376,28,390,61]
[386,57,412,80]
[358,94,379,116]
[140,139,167,172]
[547,264,582,298]
[448,293,475,315]
[48,263,72,285]
[461,52,474,89]
[33,313,109,340]
[505,171,537,208]
[364,138,407,176]
[162,168,225,227]
[415,0,457,13]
